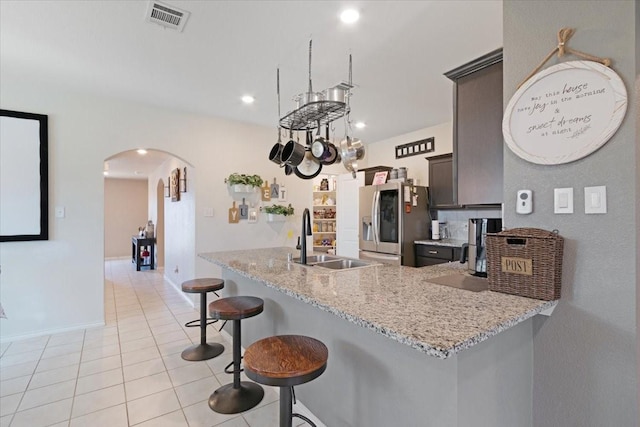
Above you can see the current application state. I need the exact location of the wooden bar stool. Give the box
[208,296,265,414]
[244,335,328,427]
[181,278,225,361]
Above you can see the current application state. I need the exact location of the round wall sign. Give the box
[502,60,627,165]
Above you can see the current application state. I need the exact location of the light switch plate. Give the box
[55,206,65,218]
[584,186,607,214]
[554,188,573,214]
[203,207,214,217]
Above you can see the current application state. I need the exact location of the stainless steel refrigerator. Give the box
[359,182,430,266]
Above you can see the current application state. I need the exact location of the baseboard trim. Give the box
[164,275,195,308]
[0,321,105,344]
[217,329,326,426]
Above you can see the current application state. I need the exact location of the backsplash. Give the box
[435,208,502,240]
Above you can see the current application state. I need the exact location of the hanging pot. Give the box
[340,135,366,177]
[294,151,323,179]
[351,137,365,160]
[281,139,306,167]
[320,142,339,165]
[269,142,284,165]
[322,86,348,103]
[311,135,329,161]
[295,92,323,109]
[311,124,333,162]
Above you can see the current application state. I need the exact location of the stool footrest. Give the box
[224,359,244,375]
[292,413,317,427]
[184,318,218,328]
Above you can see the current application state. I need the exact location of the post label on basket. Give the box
[501,257,533,276]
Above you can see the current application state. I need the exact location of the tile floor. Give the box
[0,259,307,427]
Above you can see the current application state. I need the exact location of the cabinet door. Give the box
[427,154,454,207]
[455,61,503,205]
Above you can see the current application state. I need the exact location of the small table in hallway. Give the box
[131,236,155,271]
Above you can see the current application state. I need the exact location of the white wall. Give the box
[363,122,453,185]
[148,158,196,289]
[0,70,313,340]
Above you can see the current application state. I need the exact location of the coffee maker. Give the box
[460,218,502,277]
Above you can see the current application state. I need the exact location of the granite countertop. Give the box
[199,247,556,359]
[414,238,466,248]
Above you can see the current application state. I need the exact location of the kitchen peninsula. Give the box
[200,247,556,427]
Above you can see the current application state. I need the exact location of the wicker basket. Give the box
[486,228,564,300]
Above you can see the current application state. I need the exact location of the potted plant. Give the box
[264,204,295,222]
[226,173,264,192]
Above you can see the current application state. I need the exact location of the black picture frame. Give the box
[395,137,435,159]
[0,109,49,242]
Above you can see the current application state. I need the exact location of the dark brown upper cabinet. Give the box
[445,48,503,206]
[426,153,456,208]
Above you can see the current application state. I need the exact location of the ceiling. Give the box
[0,1,503,178]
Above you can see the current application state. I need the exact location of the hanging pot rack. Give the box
[278,41,353,131]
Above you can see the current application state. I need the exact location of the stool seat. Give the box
[182,278,224,294]
[244,335,328,427]
[244,335,328,387]
[208,296,265,415]
[209,296,264,320]
[180,278,225,362]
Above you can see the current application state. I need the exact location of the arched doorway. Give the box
[103,149,195,291]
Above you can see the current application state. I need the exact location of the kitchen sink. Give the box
[291,255,375,270]
[313,259,372,270]
[292,255,340,265]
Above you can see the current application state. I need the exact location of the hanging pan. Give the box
[294,150,323,179]
[320,125,339,165]
[311,122,329,161]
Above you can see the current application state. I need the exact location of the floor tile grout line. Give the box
[8,330,53,424]
[127,265,194,426]
[116,262,200,425]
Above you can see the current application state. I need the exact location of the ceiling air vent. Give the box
[145,1,190,32]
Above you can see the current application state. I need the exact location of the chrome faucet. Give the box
[300,208,312,264]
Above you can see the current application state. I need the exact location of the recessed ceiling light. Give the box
[137,149,147,155]
[103,171,109,176]
[242,95,255,104]
[355,121,366,129]
[340,9,359,24]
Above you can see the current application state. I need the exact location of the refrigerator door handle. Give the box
[373,190,380,245]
